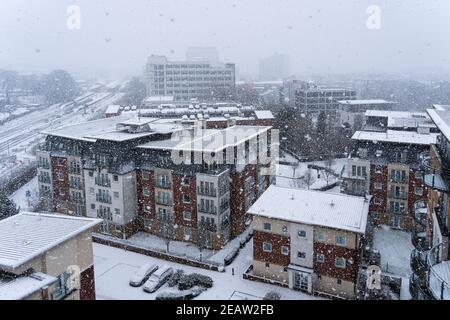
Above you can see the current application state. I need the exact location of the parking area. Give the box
[94,241,320,300]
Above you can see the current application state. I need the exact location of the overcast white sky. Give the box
[1,0,449,79]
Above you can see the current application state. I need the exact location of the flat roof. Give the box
[427,105,450,141]
[41,115,183,142]
[352,130,438,145]
[365,110,429,118]
[138,125,271,153]
[0,272,57,300]
[105,105,121,114]
[338,99,394,105]
[248,185,370,234]
[254,110,274,119]
[0,212,101,271]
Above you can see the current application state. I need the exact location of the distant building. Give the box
[0,212,100,300]
[259,54,290,81]
[248,185,370,299]
[340,157,371,197]
[105,105,122,118]
[295,85,357,117]
[337,100,396,129]
[143,55,235,101]
[363,110,438,133]
[186,47,220,64]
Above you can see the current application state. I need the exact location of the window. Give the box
[374,197,383,205]
[114,208,120,215]
[263,242,272,252]
[56,170,64,181]
[337,279,342,285]
[184,227,191,237]
[88,171,94,177]
[143,187,150,197]
[317,232,325,241]
[336,235,347,246]
[91,204,95,210]
[181,177,190,186]
[415,187,423,196]
[317,253,325,263]
[374,182,383,190]
[297,252,306,259]
[298,230,306,238]
[263,222,272,231]
[183,211,192,221]
[281,225,288,233]
[335,257,346,269]
[183,194,191,203]
[89,188,95,195]
[114,192,119,199]
[113,175,118,182]
[59,188,65,196]
[265,262,270,268]
[52,271,76,300]
[142,171,150,180]
[144,205,151,213]
[143,219,151,228]
[281,246,289,255]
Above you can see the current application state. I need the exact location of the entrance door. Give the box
[294,272,309,292]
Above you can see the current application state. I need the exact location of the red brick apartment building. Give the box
[350,111,439,231]
[248,185,370,299]
[37,113,275,250]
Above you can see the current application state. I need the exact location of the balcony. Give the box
[70,197,83,204]
[427,242,450,300]
[38,176,51,184]
[197,187,217,197]
[95,177,111,188]
[39,162,50,170]
[198,205,217,215]
[96,194,112,204]
[424,173,449,192]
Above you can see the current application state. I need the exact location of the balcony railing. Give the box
[70,197,84,204]
[410,249,429,277]
[198,205,217,215]
[39,163,50,170]
[38,176,51,184]
[220,201,230,213]
[96,194,112,204]
[388,191,408,200]
[409,273,433,300]
[155,198,172,206]
[155,181,171,189]
[197,187,217,197]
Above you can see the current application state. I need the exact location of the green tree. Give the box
[120,77,147,106]
[0,190,20,220]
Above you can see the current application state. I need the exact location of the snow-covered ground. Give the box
[9,176,38,211]
[373,226,413,300]
[275,155,346,192]
[0,91,123,182]
[94,241,322,300]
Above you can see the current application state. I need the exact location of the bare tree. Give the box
[303,168,316,190]
[197,219,216,261]
[291,161,300,178]
[323,158,336,186]
[156,213,176,253]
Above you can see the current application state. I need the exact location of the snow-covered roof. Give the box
[254,110,274,119]
[143,96,174,103]
[41,115,183,142]
[138,125,272,153]
[364,110,429,119]
[352,130,438,145]
[0,272,57,300]
[427,105,450,142]
[105,105,121,114]
[0,212,101,271]
[248,185,370,234]
[338,99,394,105]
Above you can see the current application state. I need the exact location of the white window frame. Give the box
[263,242,272,253]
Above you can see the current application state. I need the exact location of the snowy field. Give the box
[94,241,321,300]
[9,176,38,211]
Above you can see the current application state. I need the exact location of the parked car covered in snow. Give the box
[129,263,159,287]
[143,266,173,293]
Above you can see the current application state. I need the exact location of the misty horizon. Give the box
[1,0,450,80]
